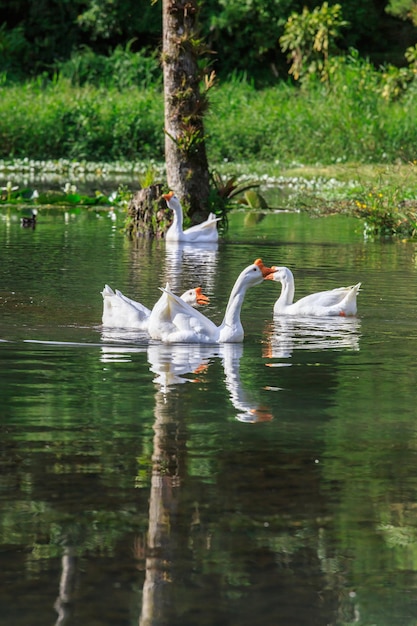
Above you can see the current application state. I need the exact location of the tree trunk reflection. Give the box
[140,391,187,626]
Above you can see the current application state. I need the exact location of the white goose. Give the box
[163,191,220,243]
[148,259,273,343]
[101,284,209,330]
[265,266,361,317]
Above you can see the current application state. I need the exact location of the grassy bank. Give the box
[1,62,417,238]
[1,68,417,165]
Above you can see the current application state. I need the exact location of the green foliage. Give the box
[76,0,162,41]
[2,49,417,166]
[352,185,417,239]
[208,49,417,165]
[0,23,30,81]
[137,165,160,189]
[0,0,162,80]
[0,179,127,208]
[57,43,162,90]
[0,0,82,78]
[0,80,164,161]
[77,0,125,40]
[380,63,414,100]
[204,0,294,79]
[386,0,417,25]
[0,0,414,85]
[279,2,349,83]
[375,44,417,100]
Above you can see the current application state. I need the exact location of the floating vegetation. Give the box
[0,180,126,208]
[0,159,166,208]
[0,158,166,193]
[1,158,417,240]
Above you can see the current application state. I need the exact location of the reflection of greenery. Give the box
[318,326,417,623]
[2,211,417,624]
[0,180,130,208]
[378,523,417,548]
[0,500,148,564]
[377,505,417,568]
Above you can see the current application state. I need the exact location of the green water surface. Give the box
[0,207,417,626]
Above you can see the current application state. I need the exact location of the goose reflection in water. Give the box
[100,327,149,362]
[98,337,273,626]
[164,240,219,294]
[139,345,272,621]
[99,333,272,424]
[147,342,214,388]
[147,342,272,424]
[220,343,273,423]
[263,315,361,360]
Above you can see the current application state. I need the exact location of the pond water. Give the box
[1,205,417,626]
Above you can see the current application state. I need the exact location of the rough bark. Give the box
[162,0,211,222]
[125,184,171,238]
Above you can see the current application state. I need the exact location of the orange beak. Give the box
[162,191,175,201]
[195,286,210,305]
[264,266,277,280]
[253,258,274,277]
[250,408,274,423]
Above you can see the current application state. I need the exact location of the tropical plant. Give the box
[279,2,349,83]
[207,170,267,228]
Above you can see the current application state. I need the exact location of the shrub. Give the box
[57,43,162,90]
[0,80,164,161]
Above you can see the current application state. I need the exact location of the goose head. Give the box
[234,259,274,290]
[253,258,275,278]
[265,266,294,285]
[162,191,181,213]
[181,286,210,306]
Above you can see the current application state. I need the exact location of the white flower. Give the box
[63,183,77,194]
[1,181,18,193]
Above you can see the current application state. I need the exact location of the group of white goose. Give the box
[102,191,361,344]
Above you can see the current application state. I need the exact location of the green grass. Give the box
[1,64,417,239]
[0,79,164,161]
[1,68,417,165]
[207,76,417,165]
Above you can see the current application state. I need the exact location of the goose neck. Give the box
[279,276,295,306]
[171,202,182,226]
[222,276,248,329]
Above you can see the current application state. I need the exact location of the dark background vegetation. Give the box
[1,0,416,84]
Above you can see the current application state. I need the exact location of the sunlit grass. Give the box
[1,65,417,238]
[1,69,417,165]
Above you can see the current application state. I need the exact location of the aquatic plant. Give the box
[353,187,417,239]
